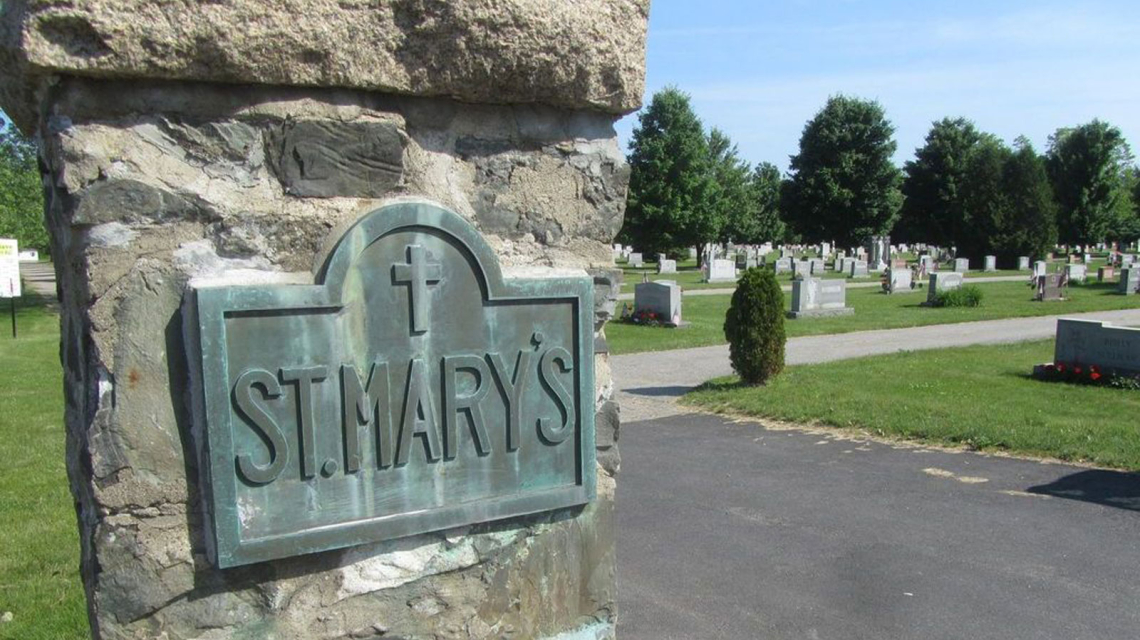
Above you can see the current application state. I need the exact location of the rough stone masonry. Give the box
[0,1,648,638]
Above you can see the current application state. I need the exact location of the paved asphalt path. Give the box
[617,413,1140,639]
[614,308,1140,422]
[18,261,56,297]
[615,275,1028,301]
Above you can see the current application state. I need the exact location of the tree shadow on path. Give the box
[1027,469,1140,512]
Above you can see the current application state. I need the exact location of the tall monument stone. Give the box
[0,1,648,638]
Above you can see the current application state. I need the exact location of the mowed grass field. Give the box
[608,280,1140,355]
[683,339,1140,471]
[0,295,88,640]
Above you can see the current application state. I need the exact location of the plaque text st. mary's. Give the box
[187,202,596,567]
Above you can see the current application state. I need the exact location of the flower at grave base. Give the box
[1090,372,1102,381]
[1056,363,1065,373]
[1074,367,1082,376]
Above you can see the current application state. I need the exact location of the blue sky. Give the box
[615,0,1140,171]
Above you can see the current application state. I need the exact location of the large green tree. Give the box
[1046,120,1134,245]
[896,117,985,244]
[708,127,751,246]
[737,162,786,244]
[784,95,902,247]
[0,113,46,253]
[957,135,1011,260]
[620,87,716,262]
[999,138,1057,260]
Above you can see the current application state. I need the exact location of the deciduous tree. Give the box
[784,95,902,247]
[1046,120,1134,245]
[0,113,46,253]
[621,87,716,262]
[896,117,985,245]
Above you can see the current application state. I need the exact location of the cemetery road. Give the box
[613,308,1140,422]
[617,412,1140,640]
[18,261,56,298]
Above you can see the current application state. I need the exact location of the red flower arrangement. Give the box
[1034,362,1139,389]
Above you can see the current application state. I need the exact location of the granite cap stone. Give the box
[0,0,650,132]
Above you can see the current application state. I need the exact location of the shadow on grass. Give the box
[1027,469,1140,512]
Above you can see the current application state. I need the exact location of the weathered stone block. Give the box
[0,0,650,132]
[265,119,405,198]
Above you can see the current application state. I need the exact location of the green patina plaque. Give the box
[188,201,595,568]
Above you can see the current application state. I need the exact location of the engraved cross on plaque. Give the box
[392,244,442,334]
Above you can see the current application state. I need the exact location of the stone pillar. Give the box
[0,2,647,638]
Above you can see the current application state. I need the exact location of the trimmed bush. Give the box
[723,267,786,385]
[933,285,984,307]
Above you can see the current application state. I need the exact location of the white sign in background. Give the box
[0,238,21,298]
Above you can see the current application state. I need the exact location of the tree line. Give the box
[621,88,1140,263]
[0,117,46,254]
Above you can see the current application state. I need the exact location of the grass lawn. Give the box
[607,280,1140,355]
[682,339,1140,470]
[0,294,88,640]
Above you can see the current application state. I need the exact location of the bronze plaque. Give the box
[188,201,595,567]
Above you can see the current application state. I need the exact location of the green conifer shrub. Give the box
[723,267,786,385]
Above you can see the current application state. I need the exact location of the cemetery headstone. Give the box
[984,255,997,272]
[954,257,969,272]
[688,247,698,260]
[1065,263,1087,284]
[926,272,964,304]
[634,280,684,327]
[1018,256,1030,270]
[847,259,869,278]
[1036,273,1064,301]
[792,260,812,279]
[658,259,677,274]
[886,267,914,293]
[1098,266,1115,282]
[1034,261,1048,277]
[773,257,793,275]
[788,278,854,318]
[866,235,891,270]
[0,3,645,637]
[1048,319,1140,376]
[628,252,643,267]
[808,257,826,275]
[1119,269,1140,295]
[705,258,736,283]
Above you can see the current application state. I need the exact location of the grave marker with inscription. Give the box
[705,259,736,282]
[1065,263,1087,284]
[1036,273,1065,301]
[1120,269,1140,295]
[926,272,964,304]
[1049,319,1140,376]
[886,267,914,293]
[634,279,683,327]
[788,278,854,318]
